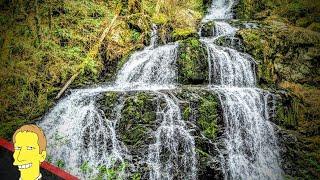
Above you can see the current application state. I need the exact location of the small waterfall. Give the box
[210,87,282,179]
[38,90,130,178]
[201,0,283,179]
[203,42,256,87]
[147,92,197,180]
[202,0,234,22]
[214,21,237,38]
[115,43,178,90]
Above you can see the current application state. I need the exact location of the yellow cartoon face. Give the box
[13,131,46,179]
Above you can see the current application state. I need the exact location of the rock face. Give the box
[177,38,209,84]
[96,88,224,179]
[200,21,215,37]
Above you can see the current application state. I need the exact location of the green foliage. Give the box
[131,30,141,42]
[183,106,191,120]
[79,160,133,180]
[95,163,126,180]
[152,13,168,25]
[57,159,65,168]
[80,161,93,175]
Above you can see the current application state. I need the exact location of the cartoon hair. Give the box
[12,124,47,153]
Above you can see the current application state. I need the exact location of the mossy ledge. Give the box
[177,38,209,85]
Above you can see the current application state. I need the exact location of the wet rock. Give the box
[200,21,215,37]
[214,35,244,52]
[95,88,225,179]
[177,38,209,84]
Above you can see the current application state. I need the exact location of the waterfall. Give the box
[214,21,237,38]
[202,0,235,22]
[38,22,197,179]
[38,90,131,178]
[203,42,256,87]
[38,0,283,179]
[147,92,197,180]
[115,43,178,90]
[211,87,282,179]
[201,0,283,179]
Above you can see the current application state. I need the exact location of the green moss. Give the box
[119,92,156,146]
[183,106,191,120]
[308,23,320,32]
[177,37,208,84]
[172,28,198,41]
[296,17,312,27]
[97,92,120,118]
[276,96,302,129]
[152,13,168,25]
[198,95,218,140]
[200,21,215,37]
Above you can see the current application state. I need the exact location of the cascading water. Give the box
[38,89,131,178]
[38,0,283,179]
[38,22,197,179]
[211,87,282,179]
[147,92,197,180]
[204,44,257,87]
[115,43,178,90]
[202,0,234,22]
[201,0,283,179]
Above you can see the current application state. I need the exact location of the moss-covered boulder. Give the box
[214,35,244,52]
[237,24,320,87]
[119,92,158,146]
[177,38,209,84]
[173,88,224,179]
[200,21,215,37]
[172,28,199,42]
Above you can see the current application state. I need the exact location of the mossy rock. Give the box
[198,94,218,140]
[200,21,215,37]
[178,89,219,140]
[273,91,302,129]
[172,28,199,42]
[237,25,320,87]
[97,92,120,117]
[173,88,223,179]
[118,92,158,146]
[308,22,320,33]
[177,38,209,84]
[214,35,244,52]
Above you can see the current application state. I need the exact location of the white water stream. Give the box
[201,0,283,179]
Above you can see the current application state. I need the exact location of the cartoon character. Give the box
[12,125,47,180]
